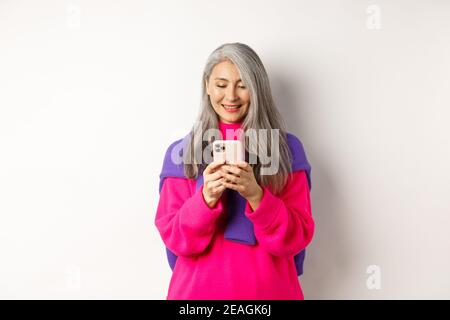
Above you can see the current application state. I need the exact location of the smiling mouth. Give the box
[222,104,242,110]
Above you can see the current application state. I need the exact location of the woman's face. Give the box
[205,60,250,124]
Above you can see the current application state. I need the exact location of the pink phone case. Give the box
[213,140,245,164]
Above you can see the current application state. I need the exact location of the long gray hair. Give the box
[183,42,293,195]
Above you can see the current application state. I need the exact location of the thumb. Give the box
[204,159,225,174]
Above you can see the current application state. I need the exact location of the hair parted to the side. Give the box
[183,42,293,196]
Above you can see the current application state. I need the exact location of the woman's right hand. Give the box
[202,160,226,208]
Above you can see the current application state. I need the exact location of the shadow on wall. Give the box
[270,70,357,299]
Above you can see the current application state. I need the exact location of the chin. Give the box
[223,115,243,122]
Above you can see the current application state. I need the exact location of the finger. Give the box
[213,184,226,193]
[221,165,242,176]
[234,161,251,172]
[209,177,225,189]
[222,181,236,191]
[206,170,224,182]
[222,172,240,184]
[223,181,242,192]
[204,159,225,174]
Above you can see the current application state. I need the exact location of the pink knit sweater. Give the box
[155,121,314,299]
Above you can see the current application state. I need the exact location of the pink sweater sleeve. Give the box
[244,170,314,257]
[155,177,224,256]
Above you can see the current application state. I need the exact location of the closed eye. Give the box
[216,85,246,89]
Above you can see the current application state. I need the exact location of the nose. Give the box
[225,87,239,103]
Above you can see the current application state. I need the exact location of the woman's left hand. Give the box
[220,161,263,209]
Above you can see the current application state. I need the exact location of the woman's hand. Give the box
[220,161,263,210]
[202,160,226,208]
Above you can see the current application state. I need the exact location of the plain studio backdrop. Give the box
[1,0,449,299]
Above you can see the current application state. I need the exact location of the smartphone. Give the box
[213,140,245,164]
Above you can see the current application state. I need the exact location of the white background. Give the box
[1,0,449,299]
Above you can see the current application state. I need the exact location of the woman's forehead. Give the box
[211,61,242,81]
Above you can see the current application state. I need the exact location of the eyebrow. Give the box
[214,77,242,82]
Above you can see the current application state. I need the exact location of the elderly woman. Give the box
[155,42,314,300]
